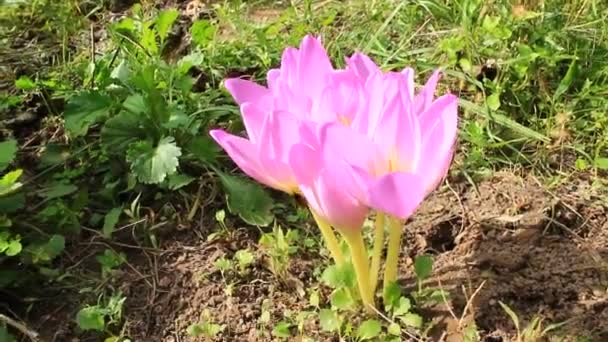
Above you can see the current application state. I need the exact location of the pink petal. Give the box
[280,47,299,89]
[258,110,301,163]
[224,78,269,105]
[368,172,426,220]
[289,143,323,212]
[209,130,267,187]
[315,168,369,231]
[319,123,383,174]
[414,70,441,115]
[347,53,380,80]
[240,103,265,143]
[298,35,333,99]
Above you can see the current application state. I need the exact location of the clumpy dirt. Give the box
[29,171,606,342]
[401,171,608,340]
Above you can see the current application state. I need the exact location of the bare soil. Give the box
[25,171,608,342]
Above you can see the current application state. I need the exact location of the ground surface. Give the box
[1,0,608,341]
[28,171,608,341]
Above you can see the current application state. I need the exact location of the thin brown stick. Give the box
[0,314,41,342]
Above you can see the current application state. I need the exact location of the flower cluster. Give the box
[210,35,458,313]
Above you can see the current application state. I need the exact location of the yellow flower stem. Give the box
[341,229,375,314]
[310,209,344,266]
[383,216,404,291]
[368,212,385,297]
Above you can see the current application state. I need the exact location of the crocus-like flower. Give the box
[210,108,306,194]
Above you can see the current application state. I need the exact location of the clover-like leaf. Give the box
[126,137,181,184]
[0,139,17,172]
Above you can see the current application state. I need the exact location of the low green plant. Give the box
[186,309,225,338]
[76,292,126,333]
[258,224,300,280]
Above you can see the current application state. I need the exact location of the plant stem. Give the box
[383,216,404,292]
[341,229,375,314]
[310,209,344,266]
[369,212,385,296]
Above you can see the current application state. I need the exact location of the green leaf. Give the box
[458,99,549,142]
[38,183,78,200]
[64,91,113,137]
[126,137,182,184]
[27,235,65,263]
[191,20,216,47]
[0,325,17,342]
[0,193,25,213]
[186,136,220,165]
[76,306,106,331]
[0,169,23,196]
[177,52,204,75]
[498,301,520,332]
[217,172,274,226]
[393,297,412,317]
[387,322,401,336]
[399,313,423,328]
[486,93,501,111]
[156,9,179,43]
[330,287,354,310]
[272,321,292,338]
[102,207,122,238]
[166,173,195,190]
[0,139,17,172]
[383,280,401,307]
[554,59,578,101]
[319,309,340,332]
[110,60,130,83]
[5,239,22,256]
[357,319,382,340]
[39,144,70,167]
[15,75,36,90]
[101,110,147,152]
[414,255,433,280]
[594,157,608,170]
[141,26,158,55]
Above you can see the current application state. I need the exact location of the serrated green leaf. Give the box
[101,110,147,152]
[156,8,179,43]
[357,319,382,340]
[0,139,18,172]
[399,313,423,328]
[15,76,36,90]
[77,306,106,331]
[414,255,433,280]
[102,207,122,238]
[166,173,195,190]
[330,287,354,310]
[191,20,216,47]
[126,137,181,184]
[393,297,412,317]
[64,91,113,137]
[272,321,291,338]
[141,26,158,55]
[319,309,340,332]
[217,172,274,226]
